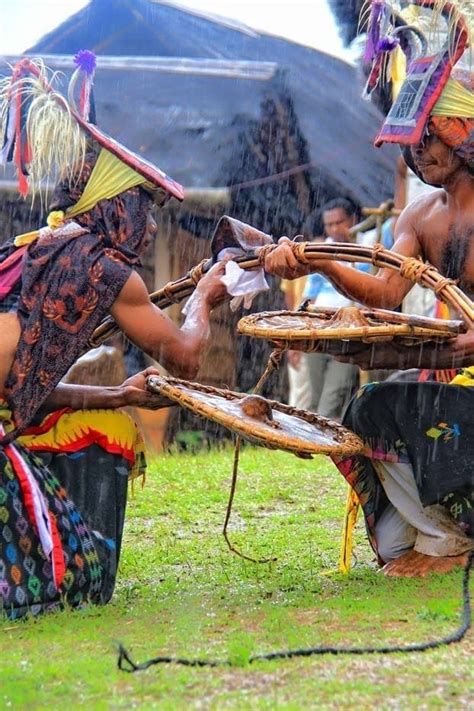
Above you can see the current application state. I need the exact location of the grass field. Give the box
[1,447,472,709]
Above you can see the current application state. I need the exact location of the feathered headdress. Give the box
[0,51,184,202]
[359,0,473,146]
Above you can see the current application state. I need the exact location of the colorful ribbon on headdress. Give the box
[0,54,184,202]
[68,50,97,121]
[362,0,473,147]
[0,63,34,196]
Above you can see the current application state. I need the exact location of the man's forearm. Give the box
[40,380,172,415]
[319,262,402,309]
[430,331,474,370]
[41,383,128,413]
[172,287,214,376]
[399,332,474,370]
[337,330,474,371]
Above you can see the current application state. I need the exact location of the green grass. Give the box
[1,448,472,709]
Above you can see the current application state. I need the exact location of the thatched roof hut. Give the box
[21,0,398,207]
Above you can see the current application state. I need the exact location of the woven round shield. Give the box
[147,375,363,457]
[238,306,465,352]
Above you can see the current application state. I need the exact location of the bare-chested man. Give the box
[264,6,474,576]
[266,127,474,362]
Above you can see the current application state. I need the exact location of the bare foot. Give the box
[382,549,470,578]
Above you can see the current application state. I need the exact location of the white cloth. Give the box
[373,460,473,561]
[182,247,269,315]
[287,357,311,409]
[220,259,269,311]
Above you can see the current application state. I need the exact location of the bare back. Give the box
[0,314,20,397]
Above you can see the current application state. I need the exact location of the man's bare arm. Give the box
[109,264,227,379]
[334,328,474,371]
[264,203,424,310]
[39,368,172,414]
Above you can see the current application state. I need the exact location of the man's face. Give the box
[410,127,463,186]
[322,207,356,241]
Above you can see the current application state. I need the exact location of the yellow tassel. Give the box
[14,230,40,247]
[390,45,407,101]
[14,209,64,247]
[339,487,360,574]
[47,210,65,229]
[450,366,474,387]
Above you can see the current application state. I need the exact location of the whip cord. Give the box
[222,348,283,563]
[117,551,472,672]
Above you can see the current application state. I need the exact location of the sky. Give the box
[0,0,352,61]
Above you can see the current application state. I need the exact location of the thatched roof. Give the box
[20,0,397,207]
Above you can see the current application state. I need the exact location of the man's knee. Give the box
[376,535,410,564]
[375,504,416,563]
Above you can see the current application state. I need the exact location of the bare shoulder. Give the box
[395,190,446,248]
[403,189,445,221]
[113,269,150,307]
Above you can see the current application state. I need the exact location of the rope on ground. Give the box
[117,551,472,671]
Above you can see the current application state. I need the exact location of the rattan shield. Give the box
[147,375,364,457]
[238,306,466,352]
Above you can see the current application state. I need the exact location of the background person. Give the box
[301,197,361,419]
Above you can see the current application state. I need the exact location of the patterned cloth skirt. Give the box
[0,404,145,620]
[332,381,474,555]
